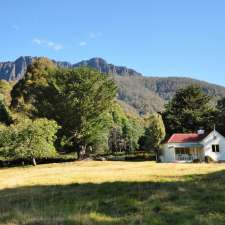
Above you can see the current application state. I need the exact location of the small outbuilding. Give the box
[160,129,225,162]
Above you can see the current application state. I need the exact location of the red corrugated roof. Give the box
[167,133,205,143]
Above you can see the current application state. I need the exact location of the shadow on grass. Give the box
[0,170,225,225]
[0,156,76,168]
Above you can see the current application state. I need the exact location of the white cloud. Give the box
[52,44,63,51]
[47,41,63,50]
[33,38,42,45]
[77,32,102,48]
[32,38,63,51]
[79,41,87,47]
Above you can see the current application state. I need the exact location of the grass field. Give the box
[0,161,225,225]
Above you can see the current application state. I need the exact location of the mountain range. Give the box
[1,56,225,114]
[0,56,141,81]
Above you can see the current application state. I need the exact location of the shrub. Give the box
[0,118,59,166]
[193,159,200,163]
[205,156,215,163]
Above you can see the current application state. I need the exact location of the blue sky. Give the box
[1,0,225,86]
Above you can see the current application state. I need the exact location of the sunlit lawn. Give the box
[0,161,225,225]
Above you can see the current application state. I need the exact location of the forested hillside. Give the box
[114,75,225,114]
[1,56,225,114]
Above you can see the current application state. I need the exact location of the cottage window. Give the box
[212,144,219,152]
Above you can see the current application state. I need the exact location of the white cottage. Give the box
[161,130,225,162]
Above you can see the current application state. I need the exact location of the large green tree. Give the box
[139,113,165,160]
[11,57,56,113]
[108,102,144,153]
[215,97,225,135]
[0,118,59,166]
[163,85,216,136]
[11,60,117,158]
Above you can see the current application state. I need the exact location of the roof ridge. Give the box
[167,133,206,143]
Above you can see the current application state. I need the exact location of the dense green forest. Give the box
[1,58,225,166]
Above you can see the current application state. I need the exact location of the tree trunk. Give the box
[32,157,37,166]
[77,145,86,160]
[155,149,159,162]
[77,150,81,160]
[81,145,86,159]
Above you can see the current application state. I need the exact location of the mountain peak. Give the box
[73,57,142,76]
[0,56,142,81]
[88,57,108,63]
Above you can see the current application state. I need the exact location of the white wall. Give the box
[201,131,225,161]
[161,144,176,162]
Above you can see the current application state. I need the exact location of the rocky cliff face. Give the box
[73,58,142,76]
[0,57,141,81]
[0,56,33,81]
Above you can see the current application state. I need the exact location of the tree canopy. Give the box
[0,118,59,165]
[11,60,117,157]
[139,113,165,160]
[11,57,56,113]
[163,85,216,136]
[0,94,12,125]
[108,102,144,153]
[215,97,225,135]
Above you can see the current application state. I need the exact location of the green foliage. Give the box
[215,97,225,135]
[11,63,117,156]
[0,80,11,91]
[122,117,144,151]
[11,57,56,113]
[163,85,216,136]
[0,80,13,104]
[140,113,165,152]
[0,118,59,165]
[43,68,116,155]
[108,102,144,153]
[114,75,225,114]
[0,94,12,125]
[85,112,113,154]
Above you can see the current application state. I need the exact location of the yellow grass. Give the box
[0,161,225,190]
[0,161,225,225]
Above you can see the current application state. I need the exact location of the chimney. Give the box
[197,129,205,135]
